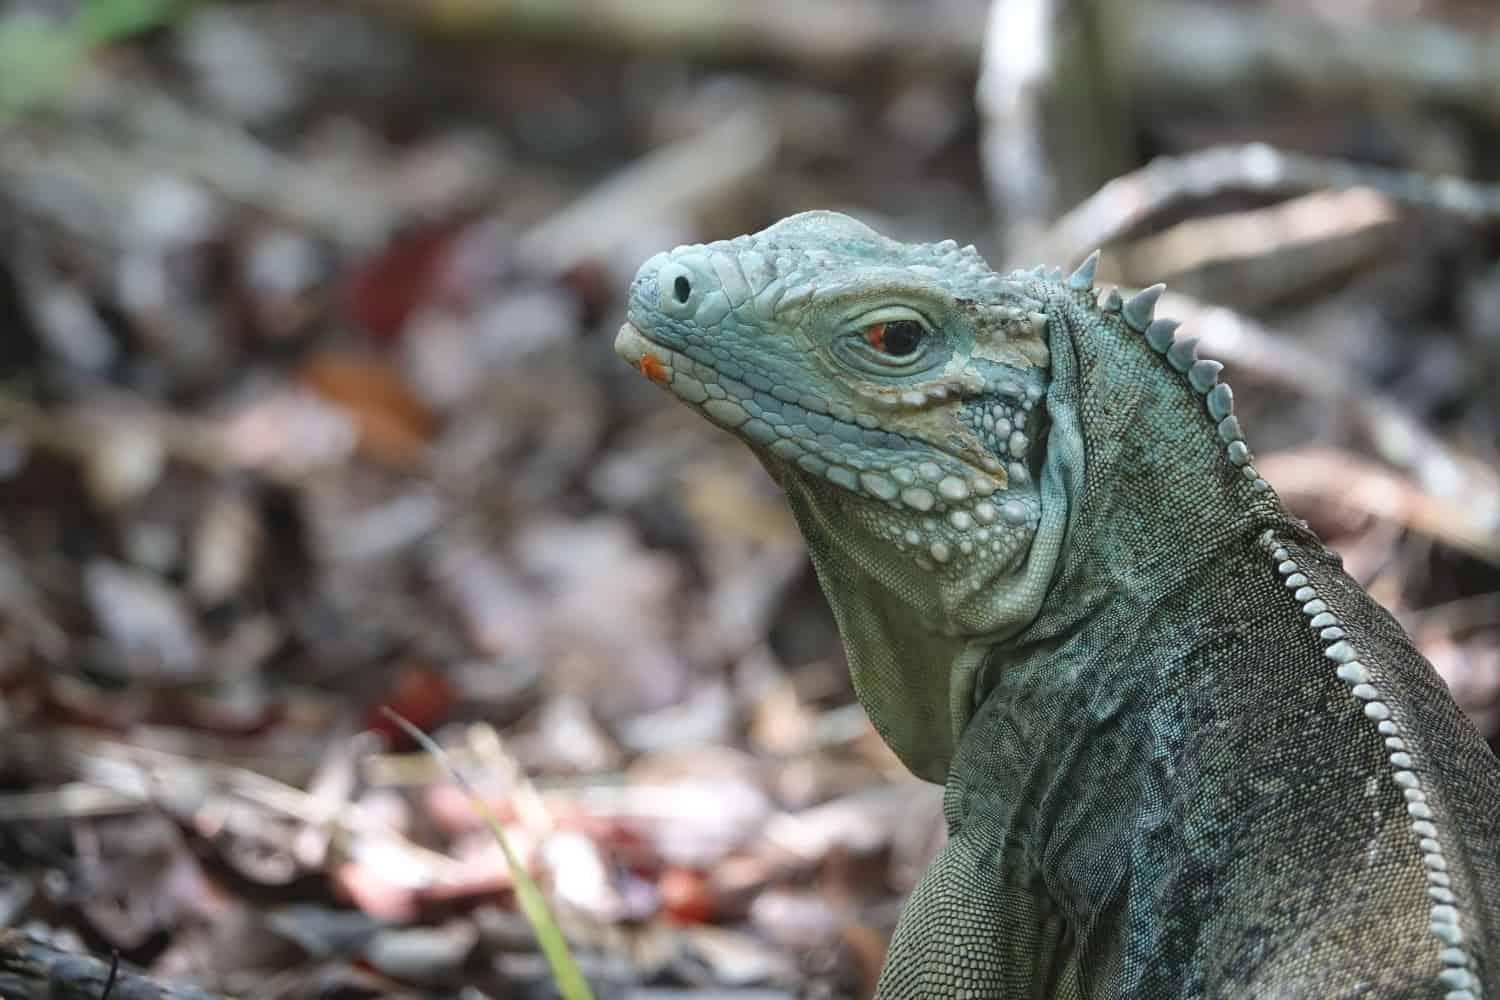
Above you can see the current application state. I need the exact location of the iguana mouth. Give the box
[617,317,913,454]
[615,322,700,394]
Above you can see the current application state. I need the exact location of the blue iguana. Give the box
[615,211,1500,998]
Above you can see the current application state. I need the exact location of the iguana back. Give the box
[615,211,1500,998]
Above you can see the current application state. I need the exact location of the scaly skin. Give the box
[616,211,1500,998]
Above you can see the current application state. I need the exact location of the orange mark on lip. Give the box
[864,322,887,351]
[638,351,668,384]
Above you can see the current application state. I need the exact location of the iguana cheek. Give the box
[888,406,1021,489]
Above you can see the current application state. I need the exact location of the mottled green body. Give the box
[617,212,1500,997]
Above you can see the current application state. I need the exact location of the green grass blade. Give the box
[0,0,189,124]
[380,709,596,1000]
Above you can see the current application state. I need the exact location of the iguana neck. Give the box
[940,285,1314,988]
[993,281,1289,668]
[780,273,1292,778]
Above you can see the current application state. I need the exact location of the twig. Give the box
[355,0,984,75]
[0,929,227,1000]
[976,0,1059,245]
[1,82,393,248]
[517,107,779,275]
[1257,447,1500,564]
[464,723,553,836]
[1043,143,1500,264]
[979,0,1134,254]
[6,728,463,872]
[1119,3,1500,126]
[1403,592,1500,635]
[1114,189,1400,308]
[0,390,310,488]
[1158,289,1500,561]
[0,781,143,822]
[101,951,120,1000]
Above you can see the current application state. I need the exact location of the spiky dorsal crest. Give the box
[1056,255,1271,496]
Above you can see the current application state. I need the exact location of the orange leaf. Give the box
[300,353,436,465]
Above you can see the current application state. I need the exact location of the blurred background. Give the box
[1,0,1499,997]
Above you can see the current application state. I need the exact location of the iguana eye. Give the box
[835,308,942,376]
[864,320,925,357]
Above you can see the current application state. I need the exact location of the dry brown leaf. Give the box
[300,353,436,465]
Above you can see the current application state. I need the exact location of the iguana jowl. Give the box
[615,211,1500,998]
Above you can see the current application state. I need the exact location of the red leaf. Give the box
[342,226,458,341]
[658,866,714,925]
[363,662,457,745]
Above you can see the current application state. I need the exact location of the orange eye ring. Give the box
[863,322,887,351]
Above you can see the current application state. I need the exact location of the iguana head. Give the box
[618,211,1274,782]
[616,211,1071,779]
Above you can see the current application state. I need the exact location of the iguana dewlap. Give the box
[615,211,1500,998]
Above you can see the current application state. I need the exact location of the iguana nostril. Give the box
[655,259,699,314]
